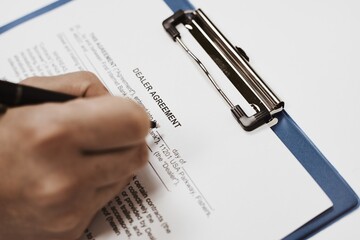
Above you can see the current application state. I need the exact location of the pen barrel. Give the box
[19,85,76,105]
[0,80,76,106]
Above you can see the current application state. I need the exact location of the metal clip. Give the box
[163,9,284,131]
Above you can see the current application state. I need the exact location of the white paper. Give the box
[0,0,333,239]
[0,0,54,27]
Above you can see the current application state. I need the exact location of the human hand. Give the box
[0,72,150,240]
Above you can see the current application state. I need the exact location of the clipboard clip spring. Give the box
[163,9,284,131]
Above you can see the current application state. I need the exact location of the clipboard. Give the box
[163,1,359,239]
[0,0,358,239]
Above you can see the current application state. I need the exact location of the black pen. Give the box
[0,80,158,128]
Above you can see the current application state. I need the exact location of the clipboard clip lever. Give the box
[163,9,284,131]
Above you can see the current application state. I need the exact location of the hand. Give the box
[0,72,150,240]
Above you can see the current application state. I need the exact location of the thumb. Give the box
[21,71,108,97]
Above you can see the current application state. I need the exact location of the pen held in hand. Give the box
[0,79,74,106]
[0,80,158,129]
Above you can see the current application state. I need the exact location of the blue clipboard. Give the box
[1,0,358,239]
[165,1,359,239]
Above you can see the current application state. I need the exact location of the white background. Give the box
[1,0,359,239]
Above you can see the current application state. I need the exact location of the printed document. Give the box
[0,0,332,239]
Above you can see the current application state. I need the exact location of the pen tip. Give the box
[150,120,159,129]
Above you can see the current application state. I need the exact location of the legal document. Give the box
[0,0,332,239]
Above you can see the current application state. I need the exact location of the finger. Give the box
[84,143,148,187]
[94,177,133,210]
[60,96,150,150]
[21,71,108,97]
[97,178,132,202]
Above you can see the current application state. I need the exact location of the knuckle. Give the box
[138,143,149,166]
[129,143,149,170]
[30,120,70,149]
[77,71,99,83]
[76,71,99,87]
[27,173,79,208]
[123,99,149,137]
[32,106,72,141]
[4,106,70,152]
[56,229,84,240]
[44,211,85,239]
[74,71,107,96]
[13,105,74,155]
[62,228,85,240]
